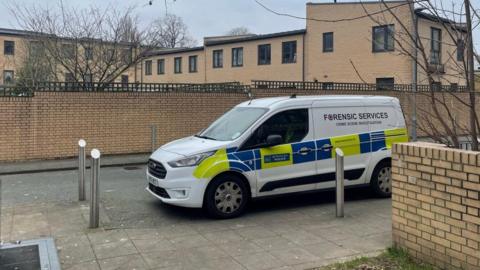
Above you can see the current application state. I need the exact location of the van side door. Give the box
[312,101,371,189]
[239,107,317,195]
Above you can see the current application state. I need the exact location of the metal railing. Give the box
[0,85,34,97]
[252,80,469,92]
[34,81,247,93]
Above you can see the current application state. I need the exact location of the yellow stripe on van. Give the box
[260,144,293,169]
[193,149,229,179]
[330,134,361,157]
[385,128,409,149]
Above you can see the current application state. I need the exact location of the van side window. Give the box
[243,109,309,149]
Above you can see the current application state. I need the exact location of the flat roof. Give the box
[204,29,306,46]
[306,0,405,5]
[145,46,205,57]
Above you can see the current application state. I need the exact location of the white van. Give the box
[147,95,408,218]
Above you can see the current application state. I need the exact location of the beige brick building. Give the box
[0,1,467,86]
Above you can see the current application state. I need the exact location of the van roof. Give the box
[237,95,399,109]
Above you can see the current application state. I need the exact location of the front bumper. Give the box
[146,169,208,208]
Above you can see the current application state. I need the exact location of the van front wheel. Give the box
[204,174,248,219]
[370,161,392,197]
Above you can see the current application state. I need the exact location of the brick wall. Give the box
[392,142,480,270]
[0,90,474,162]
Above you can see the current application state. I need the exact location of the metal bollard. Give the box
[151,125,157,153]
[89,149,101,229]
[78,139,86,201]
[335,148,345,218]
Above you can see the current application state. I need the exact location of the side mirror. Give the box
[265,134,283,147]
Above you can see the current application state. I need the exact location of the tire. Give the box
[204,174,249,219]
[370,160,392,197]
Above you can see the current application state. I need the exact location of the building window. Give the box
[104,49,115,62]
[121,75,129,86]
[432,81,442,91]
[323,32,334,52]
[29,41,43,57]
[157,59,165,75]
[65,73,75,82]
[122,49,132,64]
[457,39,464,61]
[174,57,182,73]
[4,41,14,55]
[376,77,395,90]
[84,47,93,60]
[372,25,394,52]
[430,27,441,65]
[213,50,223,68]
[189,55,198,73]
[258,44,271,65]
[282,41,297,64]
[3,70,14,84]
[84,74,93,83]
[62,44,75,59]
[145,60,152,75]
[232,47,243,67]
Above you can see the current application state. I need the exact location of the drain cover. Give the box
[0,238,60,270]
[0,245,40,269]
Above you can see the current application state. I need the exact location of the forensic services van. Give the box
[147,95,408,218]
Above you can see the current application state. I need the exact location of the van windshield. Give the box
[197,107,268,141]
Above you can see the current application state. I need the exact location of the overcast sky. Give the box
[0,0,478,48]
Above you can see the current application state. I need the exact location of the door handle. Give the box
[321,144,333,151]
[298,147,312,155]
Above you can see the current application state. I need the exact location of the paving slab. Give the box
[0,166,393,269]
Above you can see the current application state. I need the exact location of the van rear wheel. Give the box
[370,161,392,197]
[204,174,249,219]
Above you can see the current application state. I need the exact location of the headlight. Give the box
[167,151,216,168]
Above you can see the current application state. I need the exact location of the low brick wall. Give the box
[0,89,474,162]
[392,142,480,270]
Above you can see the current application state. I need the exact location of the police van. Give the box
[147,95,408,218]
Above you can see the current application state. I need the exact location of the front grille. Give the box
[149,183,170,198]
[148,159,167,179]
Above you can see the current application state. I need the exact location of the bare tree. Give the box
[152,14,197,48]
[357,0,478,149]
[226,27,252,36]
[7,1,164,91]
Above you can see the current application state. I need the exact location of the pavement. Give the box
[0,166,392,270]
[0,153,149,175]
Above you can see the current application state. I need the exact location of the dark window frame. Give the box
[145,60,152,75]
[174,57,182,74]
[372,25,395,52]
[84,47,93,60]
[121,75,129,86]
[240,108,309,151]
[3,70,14,84]
[430,27,442,65]
[322,32,334,53]
[189,55,198,73]
[213,49,223,68]
[376,77,395,90]
[65,72,75,82]
[456,39,464,62]
[282,41,297,64]
[157,59,165,75]
[62,44,75,59]
[258,44,271,65]
[232,47,244,67]
[4,40,14,55]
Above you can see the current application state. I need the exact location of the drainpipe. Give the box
[410,2,418,141]
[302,33,306,82]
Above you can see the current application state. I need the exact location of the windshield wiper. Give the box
[194,134,217,140]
